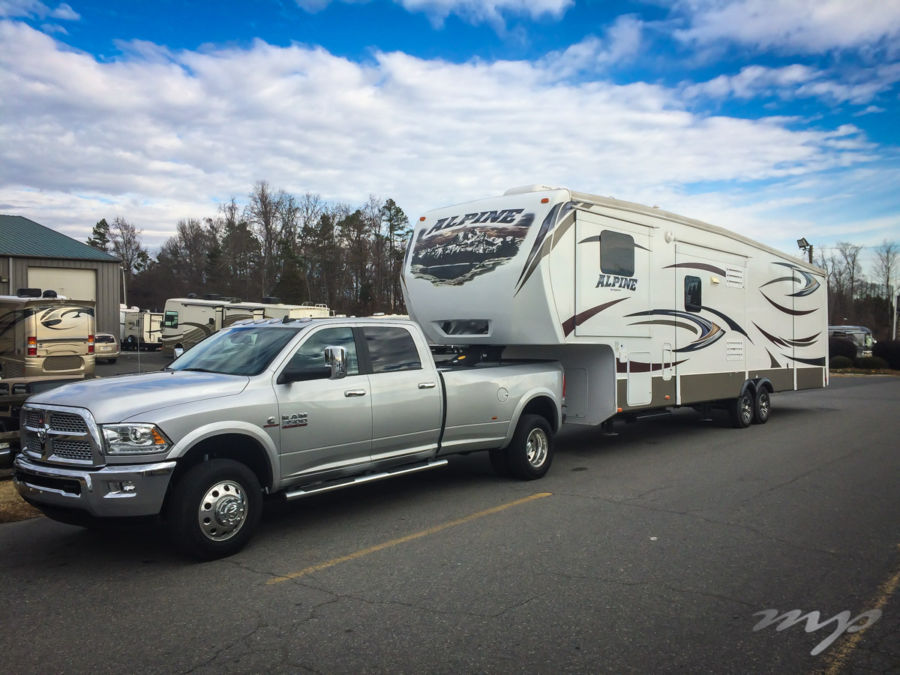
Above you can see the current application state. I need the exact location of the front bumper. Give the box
[13,454,177,518]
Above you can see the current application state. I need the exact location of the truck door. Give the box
[361,325,442,461]
[274,326,372,478]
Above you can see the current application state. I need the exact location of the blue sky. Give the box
[1,0,898,276]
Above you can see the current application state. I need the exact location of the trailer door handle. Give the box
[344,389,367,397]
[418,382,436,389]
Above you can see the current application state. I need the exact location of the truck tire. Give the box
[730,390,754,429]
[505,414,553,480]
[168,459,262,560]
[753,387,771,424]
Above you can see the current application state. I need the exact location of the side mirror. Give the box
[173,346,184,358]
[324,346,347,379]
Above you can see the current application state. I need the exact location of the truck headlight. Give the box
[102,424,171,455]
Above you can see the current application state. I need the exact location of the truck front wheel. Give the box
[168,459,262,560]
[505,414,553,480]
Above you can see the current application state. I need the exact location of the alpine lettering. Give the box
[596,274,638,291]
[425,209,526,235]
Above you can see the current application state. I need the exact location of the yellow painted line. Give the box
[267,491,552,585]
[823,543,900,675]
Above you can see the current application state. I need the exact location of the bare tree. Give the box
[246,181,282,295]
[109,217,150,278]
[874,240,898,337]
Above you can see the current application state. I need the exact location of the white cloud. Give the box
[0,20,890,254]
[682,63,900,106]
[50,2,77,20]
[0,0,78,20]
[673,0,900,55]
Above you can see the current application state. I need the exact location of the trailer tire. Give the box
[753,387,771,424]
[505,414,553,480]
[168,459,261,560]
[730,390,754,429]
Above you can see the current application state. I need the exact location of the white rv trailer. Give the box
[402,186,828,428]
[122,310,163,350]
[161,298,332,356]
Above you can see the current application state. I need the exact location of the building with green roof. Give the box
[0,215,122,335]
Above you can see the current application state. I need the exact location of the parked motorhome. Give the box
[402,186,828,428]
[122,310,163,350]
[0,291,96,379]
[161,297,332,356]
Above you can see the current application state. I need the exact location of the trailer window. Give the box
[600,231,635,277]
[163,311,178,328]
[363,326,422,373]
[685,275,702,312]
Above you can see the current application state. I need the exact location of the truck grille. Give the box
[21,404,101,466]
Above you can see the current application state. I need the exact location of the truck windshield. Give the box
[168,326,300,375]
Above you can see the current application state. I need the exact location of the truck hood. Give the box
[27,370,249,423]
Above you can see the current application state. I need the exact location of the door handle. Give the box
[418,382,436,389]
[344,389,367,397]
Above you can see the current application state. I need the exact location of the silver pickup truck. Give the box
[14,318,563,559]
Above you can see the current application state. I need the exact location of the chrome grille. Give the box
[48,412,87,434]
[27,436,42,453]
[52,440,93,461]
[25,410,42,427]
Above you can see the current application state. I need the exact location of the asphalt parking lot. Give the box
[1,375,898,673]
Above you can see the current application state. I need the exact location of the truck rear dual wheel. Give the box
[168,459,262,560]
[492,414,553,480]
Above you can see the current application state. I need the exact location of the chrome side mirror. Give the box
[324,346,347,379]
[173,346,184,358]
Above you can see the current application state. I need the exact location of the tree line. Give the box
[815,240,898,340]
[87,182,412,317]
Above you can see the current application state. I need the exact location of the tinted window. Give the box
[96,334,116,343]
[600,230,635,277]
[163,311,178,328]
[284,327,359,380]
[169,326,300,376]
[685,275,702,312]
[364,326,422,373]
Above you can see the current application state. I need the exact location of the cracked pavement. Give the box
[0,375,898,673]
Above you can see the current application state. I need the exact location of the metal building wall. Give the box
[6,257,121,335]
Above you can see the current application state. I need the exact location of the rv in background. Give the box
[161,297,332,356]
[122,310,163,351]
[828,325,875,358]
[0,290,96,379]
[403,185,828,429]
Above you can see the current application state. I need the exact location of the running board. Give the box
[283,459,449,501]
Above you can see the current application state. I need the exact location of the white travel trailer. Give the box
[402,186,828,428]
[162,297,332,356]
[0,292,96,379]
[122,310,163,350]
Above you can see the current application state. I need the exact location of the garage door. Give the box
[28,268,97,301]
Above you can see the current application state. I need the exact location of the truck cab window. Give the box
[363,326,422,373]
[600,230,635,277]
[163,311,178,328]
[284,327,359,380]
[685,275,702,312]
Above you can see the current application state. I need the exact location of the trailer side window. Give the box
[363,326,422,373]
[600,231,635,277]
[163,311,178,328]
[685,275,702,312]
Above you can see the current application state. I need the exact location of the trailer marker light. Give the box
[88,334,95,354]
[541,197,549,203]
[419,216,426,221]
[617,407,623,413]
[27,336,37,356]
[665,395,671,400]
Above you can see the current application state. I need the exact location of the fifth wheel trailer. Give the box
[402,185,828,428]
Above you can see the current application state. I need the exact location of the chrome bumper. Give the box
[13,454,177,517]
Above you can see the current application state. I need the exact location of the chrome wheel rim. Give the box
[758,392,770,419]
[525,428,549,468]
[741,394,753,424]
[198,480,247,542]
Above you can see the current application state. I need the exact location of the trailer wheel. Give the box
[753,388,771,424]
[168,459,262,560]
[730,390,754,429]
[505,414,553,480]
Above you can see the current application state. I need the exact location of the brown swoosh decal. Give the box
[664,262,726,276]
[562,298,628,336]
[760,292,818,316]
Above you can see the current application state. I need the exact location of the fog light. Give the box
[107,480,137,494]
